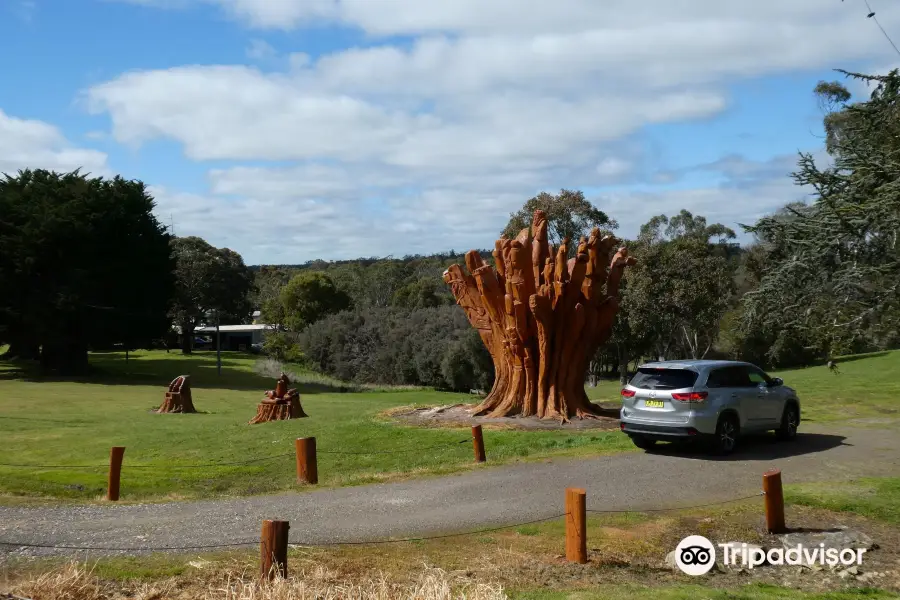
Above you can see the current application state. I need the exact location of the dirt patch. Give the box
[385,403,622,430]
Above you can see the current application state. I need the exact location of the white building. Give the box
[193,324,270,351]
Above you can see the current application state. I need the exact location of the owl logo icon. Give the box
[674,535,716,575]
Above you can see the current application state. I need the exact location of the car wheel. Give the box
[775,404,800,441]
[711,415,739,455]
[630,435,658,451]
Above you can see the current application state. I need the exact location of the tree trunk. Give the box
[618,345,629,385]
[444,209,635,421]
[181,322,194,355]
[2,341,40,360]
[40,338,89,375]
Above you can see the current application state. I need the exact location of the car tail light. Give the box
[671,391,708,402]
[619,422,625,430]
[621,389,636,398]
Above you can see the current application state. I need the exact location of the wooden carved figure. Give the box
[443,209,635,421]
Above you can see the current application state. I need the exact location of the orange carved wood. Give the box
[250,373,309,424]
[157,375,197,414]
[443,209,635,421]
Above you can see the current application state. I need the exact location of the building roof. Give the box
[638,359,754,371]
[195,324,271,333]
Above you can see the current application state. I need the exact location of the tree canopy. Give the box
[169,236,254,353]
[272,271,351,332]
[0,169,174,373]
[502,189,616,252]
[623,211,738,361]
[742,70,900,360]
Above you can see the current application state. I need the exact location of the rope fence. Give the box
[0,423,791,581]
[0,426,487,499]
[0,472,787,578]
[0,440,471,470]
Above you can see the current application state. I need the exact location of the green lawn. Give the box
[786,477,900,525]
[2,349,897,503]
[0,350,631,503]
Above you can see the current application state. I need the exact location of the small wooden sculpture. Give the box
[158,375,197,413]
[444,209,635,421]
[249,372,308,424]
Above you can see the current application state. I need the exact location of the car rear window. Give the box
[629,368,698,390]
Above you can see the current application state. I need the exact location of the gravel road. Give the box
[1,425,897,560]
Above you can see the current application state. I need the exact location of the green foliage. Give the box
[787,477,900,525]
[815,79,855,154]
[743,70,900,364]
[502,189,617,250]
[300,306,493,391]
[622,210,737,360]
[251,266,295,320]
[392,277,453,309]
[261,330,305,363]
[0,169,174,373]
[169,236,254,353]
[277,271,351,331]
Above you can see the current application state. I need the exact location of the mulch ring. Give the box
[384,403,622,430]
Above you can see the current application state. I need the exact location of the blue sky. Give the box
[1,0,898,264]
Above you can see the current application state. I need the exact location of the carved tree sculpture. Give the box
[444,209,635,421]
[158,375,197,414]
[249,372,308,424]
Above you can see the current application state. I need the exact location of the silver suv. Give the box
[619,360,800,454]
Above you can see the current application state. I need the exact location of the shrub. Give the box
[262,330,306,364]
[299,306,493,391]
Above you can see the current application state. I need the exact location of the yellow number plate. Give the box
[644,400,665,408]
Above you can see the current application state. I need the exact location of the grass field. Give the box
[1,349,897,503]
[0,350,630,503]
[786,477,900,525]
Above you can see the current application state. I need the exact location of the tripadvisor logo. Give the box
[674,535,717,575]
[674,536,868,576]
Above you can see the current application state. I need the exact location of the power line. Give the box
[849,0,900,57]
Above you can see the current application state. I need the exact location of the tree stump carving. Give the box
[249,373,308,424]
[443,209,635,421]
[157,375,197,413]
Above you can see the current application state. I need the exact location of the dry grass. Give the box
[5,502,900,598]
[7,562,507,600]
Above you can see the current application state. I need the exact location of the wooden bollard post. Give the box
[565,487,587,563]
[107,446,125,501]
[763,469,786,533]
[295,438,318,484]
[260,520,289,580]
[472,425,486,463]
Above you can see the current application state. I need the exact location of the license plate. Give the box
[644,400,665,408]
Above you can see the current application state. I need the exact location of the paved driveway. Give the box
[1,426,897,559]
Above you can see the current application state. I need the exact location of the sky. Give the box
[2,0,899,265]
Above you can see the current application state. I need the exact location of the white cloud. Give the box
[0,109,109,176]
[596,158,633,180]
[112,0,900,39]
[82,0,900,262]
[86,64,727,169]
[246,38,277,60]
[606,175,810,243]
[148,154,811,264]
